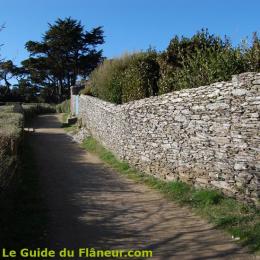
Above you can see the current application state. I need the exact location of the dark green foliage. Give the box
[85,50,160,104]
[158,29,248,93]
[83,30,260,104]
[0,60,17,88]
[14,79,39,102]
[243,32,260,72]
[0,79,40,103]
[121,50,160,103]
[21,17,104,103]
[89,56,130,104]
[0,60,22,102]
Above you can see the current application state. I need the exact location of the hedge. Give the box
[82,30,260,104]
[0,103,55,192]
[56,99,70,114]
[0,105,24,191]
[85,50,160,104]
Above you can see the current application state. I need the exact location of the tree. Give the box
[0,60,18,93]
[0,24,25,101]
[244,32,260,71]
[22,17,104,102]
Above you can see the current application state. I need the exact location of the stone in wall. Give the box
[74,72,260,205]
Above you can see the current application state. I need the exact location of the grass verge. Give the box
[82,136,260,253]
[61,112,70,123]
[0,134,48,249]
[59,113,78,133]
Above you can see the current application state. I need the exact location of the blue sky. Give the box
[1,0,260,66]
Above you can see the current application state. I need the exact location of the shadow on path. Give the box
[28,114,255,259]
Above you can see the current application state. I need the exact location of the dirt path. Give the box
[29,114,256,259]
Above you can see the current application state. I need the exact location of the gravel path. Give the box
[29,114,257,259]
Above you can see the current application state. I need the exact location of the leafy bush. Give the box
[82,50,160,104]
[80,84,93,96]
[243,32,260,72]
[0,103,55,192]
[158,29,250,93]
[88,55,130,104]
[0,105,24,139]
[56,99,70,113]
[22,103,55,121]
[0,105,24,190]
[81,30,260,104]
[121,50,160,103]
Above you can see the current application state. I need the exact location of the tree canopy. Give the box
[21,17,104,102]
[0,24,22,101]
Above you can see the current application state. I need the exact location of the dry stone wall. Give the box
[74,72,260,204]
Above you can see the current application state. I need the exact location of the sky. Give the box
[1,0,260,67]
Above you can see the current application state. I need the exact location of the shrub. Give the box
[80,84,93,96]
[89,55,130,104]
[56,99,70,113]
[0,103,56,191]
[121,50,160,103]
[158,29,248,93]
[81,30,260,104]
[82,50,160,104]
[22,103,56,121]
[0,105,24,190]
[243,32,260,72]
[0,105,24,139]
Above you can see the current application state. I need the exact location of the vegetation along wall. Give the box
[0,104,24,193]
[0,103,55,194]
[73,72,260,204]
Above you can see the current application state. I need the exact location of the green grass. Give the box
[0,135,48,249]
[63,124,78,133]
[59,113,78,133]
[82,136,260,253]
[22,103,56,122]
[0,107,24,138]
[61,112,70,123]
